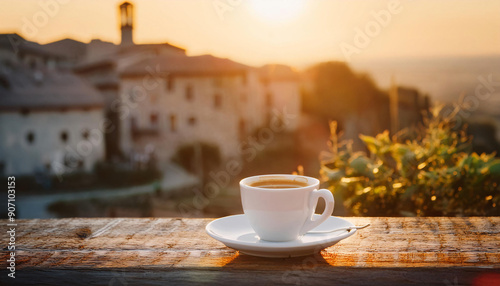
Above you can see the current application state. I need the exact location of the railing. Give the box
[1,217,499,285]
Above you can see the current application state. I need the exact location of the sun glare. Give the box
[249,0,305,23]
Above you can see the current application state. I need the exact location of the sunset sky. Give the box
[1,0,500,67]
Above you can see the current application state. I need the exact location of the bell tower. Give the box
[120,2,134,46]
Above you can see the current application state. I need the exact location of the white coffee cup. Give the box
[240,174,335,242]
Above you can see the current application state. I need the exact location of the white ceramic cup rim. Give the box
[240,174,319,191]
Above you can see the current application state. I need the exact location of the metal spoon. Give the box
[308,223,371,234]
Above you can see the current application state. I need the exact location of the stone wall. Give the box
[0,108,105,175]
[119,69,302,162]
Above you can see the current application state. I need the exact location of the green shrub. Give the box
[321,107,500,216]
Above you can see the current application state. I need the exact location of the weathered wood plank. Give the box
[1,217,499,285]
[2,217,499,268]
[2,268,497,286]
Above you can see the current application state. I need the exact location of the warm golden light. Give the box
[1,1,499,66]
[249,0,305,23]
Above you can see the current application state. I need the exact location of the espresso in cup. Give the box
[248,179,308,189]
[240,174,335,242]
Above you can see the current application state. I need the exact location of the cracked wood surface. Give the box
[1,217,499,285]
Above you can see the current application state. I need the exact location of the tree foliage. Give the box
[303,61,389,120]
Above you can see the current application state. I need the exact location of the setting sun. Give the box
[248,0,305,23]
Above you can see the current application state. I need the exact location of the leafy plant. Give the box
[321,107,500,216]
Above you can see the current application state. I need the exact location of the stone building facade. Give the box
[75,2,302,163]
[118,55,292,162]
[0,1,302,175]
[0,42,105,175]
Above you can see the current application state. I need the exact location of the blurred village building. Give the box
[0,2,302,176]
[301,62,430,152]
[74,2,301,163]
[0,2,434,178]
[389,83,430,135]
[0,34,105,176]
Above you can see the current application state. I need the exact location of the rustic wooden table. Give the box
[1,217,499,285]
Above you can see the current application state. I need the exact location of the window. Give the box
[166,75,174,91]
[188,116,197,126]
[60,131,69,143]
[150,113,159,127]
[239,119,246,141]
[82,129,90,140]
[170,115,177,132]
[28,59,36,69]
[266,93,273,107]
[185,85,193,101]
[130,116,138,130]
[0,75,9,89]
[214,94,222,109]
[241,74,247,85]
[240,93,247,103]
[26,131,35,145]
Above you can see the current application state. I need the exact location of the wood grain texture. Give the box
[1,217,499,285]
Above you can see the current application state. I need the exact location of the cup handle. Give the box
[299,189,335,235]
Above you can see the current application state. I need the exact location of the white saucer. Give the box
[205,214,356,258]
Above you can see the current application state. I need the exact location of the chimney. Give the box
[119,2,134,46]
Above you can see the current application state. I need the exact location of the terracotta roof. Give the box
[121,54,250,77]
[44,38,87,60]
[119,42,186,54]
[0,64,103,110]
[0,33,63,59]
